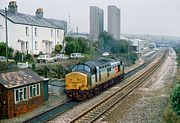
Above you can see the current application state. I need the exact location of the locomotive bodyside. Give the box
[65,58,124,100]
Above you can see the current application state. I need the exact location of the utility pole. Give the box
[62,23,66,53]
[76,26,78,52]
[128,39,130,61]
[5,7,8,64]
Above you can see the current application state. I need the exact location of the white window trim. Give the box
[35,28,38,36]
[26,41,28,50]
[35,41,38,50]
[51,29,53,37]
[29,83,41,98]
[14,87,28,104]
[57,30,59,38]
[26,27,29,36]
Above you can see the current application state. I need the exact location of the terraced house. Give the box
[0,1,67,54]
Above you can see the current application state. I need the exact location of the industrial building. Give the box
[130,39,149,52]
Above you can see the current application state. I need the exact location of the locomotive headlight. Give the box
[73,83,76,86]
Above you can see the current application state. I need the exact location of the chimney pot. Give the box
[8,1,18,14]
[36,8,43,18]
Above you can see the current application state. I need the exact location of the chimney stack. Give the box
[36,8,43,18]
[8,1,18,14]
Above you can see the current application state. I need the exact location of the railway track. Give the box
[22,50,164,123]
[23,101,78,123]
[69,50,167,123]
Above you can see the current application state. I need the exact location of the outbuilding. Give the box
[0,69,48,119]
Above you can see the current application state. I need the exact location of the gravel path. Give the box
[98,48,177,123]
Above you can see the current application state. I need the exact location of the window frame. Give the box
[14,86,28,104]
[26,41,28,50]
[35,27,38,36]
[29,83,41,98]
[51,29,53,37]
[57,30,59,38]
[25,27,29,36]
[35,41,38,50]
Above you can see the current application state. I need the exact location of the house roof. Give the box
[0,9,66,30]
[0,69,43,89]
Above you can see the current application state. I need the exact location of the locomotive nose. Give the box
[65,72,88,90]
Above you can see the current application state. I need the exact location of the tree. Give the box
[65,36,90,55]
[0,42,14,58]
[65,36,74,43]
[65,41,77,55]
[99,31,115,51]
[55,44,62,53]
[171,84,180,116]
[111,40,129,54]
[77,37,90,53]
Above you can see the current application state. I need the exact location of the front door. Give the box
[21,42,25,52]
[43,81,48,101]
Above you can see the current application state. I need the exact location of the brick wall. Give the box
[0,84,7,119]
[5,82,45,118]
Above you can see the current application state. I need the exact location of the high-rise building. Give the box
[90,6,104,41]
[108,5,121,40]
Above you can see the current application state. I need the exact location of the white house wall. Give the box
[0,14,6,43]
[0,14,64,55]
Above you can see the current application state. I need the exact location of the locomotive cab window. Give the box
[72,65,91,72]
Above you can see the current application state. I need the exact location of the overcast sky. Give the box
[0,0,180,37]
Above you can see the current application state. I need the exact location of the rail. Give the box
[69,50,167,123]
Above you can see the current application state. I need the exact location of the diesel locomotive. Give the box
[65,57,125,100]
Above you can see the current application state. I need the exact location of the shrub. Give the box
[0,62,8,72]
[171,84,180,116]
[163,105,180,123]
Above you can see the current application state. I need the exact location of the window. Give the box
[84,65,91,72]
[57,30,59,38]
[35,28,38,36]
[29,83,40,98]
[107,72,110,77]
[26,41,28,50]
[51,29,53,37]
[107,67,111,72]
[14,87,28,104]
[25,27,29,36]
[35,41,38,50]
[71,65,91,72]
[118,65,120,72]
[99,71,101,81]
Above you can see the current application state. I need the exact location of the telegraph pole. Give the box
[76,26,78,52]
[128,39,130,61]
[5,7,8,64]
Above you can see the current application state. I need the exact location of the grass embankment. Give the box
[163,48,180,123]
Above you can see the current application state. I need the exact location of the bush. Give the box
[163,105,180,123]
[171,84,180,116]
[0,62,8,72]
[0,42,14,58]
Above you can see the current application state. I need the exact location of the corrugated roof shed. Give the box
[0,69,43,89]
[0,9,66,29]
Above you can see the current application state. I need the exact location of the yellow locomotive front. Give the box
[65,72,88,100]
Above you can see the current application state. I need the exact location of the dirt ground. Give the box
[98,48,177,123]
